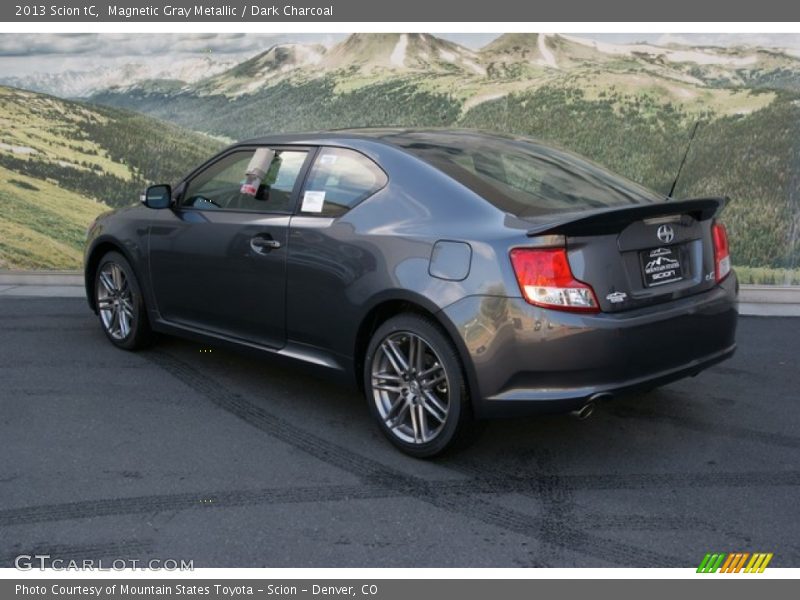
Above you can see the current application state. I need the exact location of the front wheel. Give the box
[94,251,153,350]
[364,313,476,458]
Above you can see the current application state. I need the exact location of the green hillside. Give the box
[6,33,800,279]
[0,86,223,269]
[94,75,800,275]
[0,165,101,269]
[92,76,461,137]
[461,87,800,270]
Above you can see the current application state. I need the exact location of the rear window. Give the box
[393,132,661,217]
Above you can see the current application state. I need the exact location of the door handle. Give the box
[250,235,281,254]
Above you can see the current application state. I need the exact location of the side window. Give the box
[182,148,307,213]
[300,148,387,217]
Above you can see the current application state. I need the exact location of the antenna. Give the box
[668,121,700,200]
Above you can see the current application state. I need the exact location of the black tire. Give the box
[94,251,153,350]
[363,313,477,458]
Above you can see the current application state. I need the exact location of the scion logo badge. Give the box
[657,224,675,244]
[696,552,773,573]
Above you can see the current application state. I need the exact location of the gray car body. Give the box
[84,130,738,418]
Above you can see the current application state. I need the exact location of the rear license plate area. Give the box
[640,245,684,287]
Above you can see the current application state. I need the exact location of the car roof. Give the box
[237,128,525,150]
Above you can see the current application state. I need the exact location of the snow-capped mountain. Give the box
[196,34,486,96]
[474,33,800,94]
[182,33,800,98]
[8,33,800,100]
[480,32,768,69]
[196,43,328,95]
[4,33,799,274]
[322,33,484,74]
[0,56,236,98]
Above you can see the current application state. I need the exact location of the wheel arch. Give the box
[352,292,480,412]
[84,238,143,313]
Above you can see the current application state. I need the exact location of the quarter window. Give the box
[182,148,307,213]
[300,148,387,217]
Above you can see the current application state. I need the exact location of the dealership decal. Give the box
[696,552,773,573]
[606,291,627,303]
[643,247,683,285]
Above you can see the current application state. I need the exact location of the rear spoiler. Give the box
[526,197,728,237]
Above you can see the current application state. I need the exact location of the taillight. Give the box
[509,248,599,313]
[712,221,731,283]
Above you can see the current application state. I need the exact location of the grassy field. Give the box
[2,33,799,280]
[0,165,106,269]
[0,86,222,269]
[735,266,800,285]
[93,57,799,278]
[0,88,132,180]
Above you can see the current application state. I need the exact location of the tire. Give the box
[94,251,153,350]
[363,313,477,458]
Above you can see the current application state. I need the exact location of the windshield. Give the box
[390,131,661,217]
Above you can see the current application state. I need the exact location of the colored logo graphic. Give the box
[697,553,773,573]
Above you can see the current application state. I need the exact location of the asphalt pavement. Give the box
[1,296,799,568]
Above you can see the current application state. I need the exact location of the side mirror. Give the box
[142,184,172,209]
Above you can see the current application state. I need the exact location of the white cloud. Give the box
[0,33,346,77]
[653,32,800,49]
[1,33,799,79]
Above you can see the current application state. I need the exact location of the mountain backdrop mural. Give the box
[1,33,799,282]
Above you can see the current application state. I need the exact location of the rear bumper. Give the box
[440,274,738,418]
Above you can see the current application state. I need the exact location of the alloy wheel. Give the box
[96,262,135,341]
[370,331,451,444]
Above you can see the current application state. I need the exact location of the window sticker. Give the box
[301,190,326,213]
[319,154,338,166]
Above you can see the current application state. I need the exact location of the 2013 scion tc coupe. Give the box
[85,129,738,457]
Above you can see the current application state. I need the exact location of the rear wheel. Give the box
[364,313,475,457]
[94,251,153,350]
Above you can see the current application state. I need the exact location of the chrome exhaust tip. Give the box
[570,393,612,420]
[571,402,595,420]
